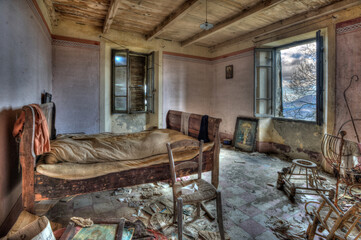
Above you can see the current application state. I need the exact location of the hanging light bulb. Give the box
[200,0,213,30]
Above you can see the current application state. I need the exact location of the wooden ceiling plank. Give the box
[103,0,122,34]
[211,0,361,50]
[43,0,58,27]
[145,0,201,41]
[181,0,286,47]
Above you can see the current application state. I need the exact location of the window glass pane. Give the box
[114,97,127,111]
[280,41,316,121]
[114,53,127,66]
[114,67,127,96]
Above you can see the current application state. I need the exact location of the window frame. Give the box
[111,49,155,114]
[111,49,129,114]
[254,32,324,124]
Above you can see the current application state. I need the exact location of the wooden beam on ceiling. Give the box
[181,0,286,47]
[145,0,201,41]
[103,0,122,34]
[43,0,58,27]
[211,0,361,50]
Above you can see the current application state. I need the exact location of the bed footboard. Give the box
[19,106,37,213]
[166,110,222,188]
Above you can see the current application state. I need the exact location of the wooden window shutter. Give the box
[129,54,147,113]
[146,52,155,113]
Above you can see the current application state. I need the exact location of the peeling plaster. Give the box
[111,114,146,133]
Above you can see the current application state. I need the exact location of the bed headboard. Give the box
[166,110,222,142]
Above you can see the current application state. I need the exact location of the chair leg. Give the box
[173,198,177,223]
[216,190,225,240]
[307,216,319,240]
[177,198,183,240]
[197,202,201,218]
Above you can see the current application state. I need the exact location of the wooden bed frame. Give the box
[19,105,221,213]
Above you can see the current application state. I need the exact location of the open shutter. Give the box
[146,52,155,113]
[254,49,274,117]
[129,54,147,113]
[112,49,129,113]
[316,30,324,125]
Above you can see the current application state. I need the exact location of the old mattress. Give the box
[36,129,213,180]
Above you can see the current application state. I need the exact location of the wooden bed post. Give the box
[211,119,221,189]
[19,106,36,213]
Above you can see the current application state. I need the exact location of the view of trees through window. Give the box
[280,41,317,121]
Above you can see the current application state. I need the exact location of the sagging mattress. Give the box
[36,129,213,180]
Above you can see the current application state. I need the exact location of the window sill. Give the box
[255,115,318,125]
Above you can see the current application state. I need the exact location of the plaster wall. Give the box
[53,19,211,133]
[162,55,213,127]
[210,51,254,137]
[0,0,52,228]
[52,42,100,134]
[335,18,361,142]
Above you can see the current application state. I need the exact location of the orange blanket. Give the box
[13,104,50,155]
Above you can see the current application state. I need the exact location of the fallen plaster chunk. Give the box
[234,159,246,163]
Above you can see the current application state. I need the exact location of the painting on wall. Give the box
[225,65,233,79]
[233,117,258,152]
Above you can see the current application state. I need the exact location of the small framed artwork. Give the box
[225,65,233,79]
[233,117,258,152]
[60,219,133,240]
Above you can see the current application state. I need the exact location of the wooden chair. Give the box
[166,139,225,240]
[307,193,361,240]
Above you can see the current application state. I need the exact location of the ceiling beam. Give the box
[43,0,58,27]
[211,0,361,50]
[103,0,122,34]
[145,0,201,41]
[181,0,286,47]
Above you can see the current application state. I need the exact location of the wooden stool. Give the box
[277,159,333,201]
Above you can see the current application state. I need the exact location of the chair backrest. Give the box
[315,193,361,239]
[166,139,204,185]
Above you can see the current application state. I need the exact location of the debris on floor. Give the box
[234,159,246,163]
[199,230,231,240]
[29,149,342,239]
[266,216,307,240]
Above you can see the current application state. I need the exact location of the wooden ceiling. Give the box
[47,0,360,49]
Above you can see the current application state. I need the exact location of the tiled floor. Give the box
[39,148,333,239]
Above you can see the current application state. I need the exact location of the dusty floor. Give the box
[36,148,335,239]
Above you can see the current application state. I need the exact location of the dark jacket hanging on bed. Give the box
[198,115,210,143]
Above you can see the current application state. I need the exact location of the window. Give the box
[255,31,324,124]
[111,49,155,114]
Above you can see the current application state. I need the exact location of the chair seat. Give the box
[174,179,216,204]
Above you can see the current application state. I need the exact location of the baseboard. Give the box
[0,194,22,237]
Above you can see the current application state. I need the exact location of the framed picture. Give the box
[225,65,233,79]
[60,219,133,240]
[233,117,258,152]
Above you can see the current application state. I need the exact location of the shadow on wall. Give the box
[0,108,21,194]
